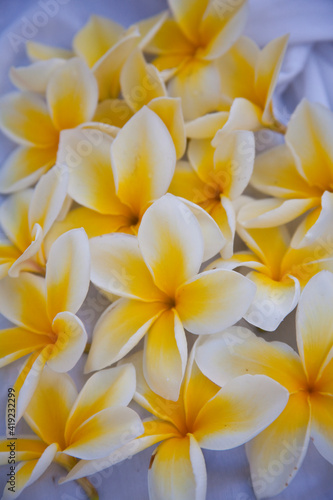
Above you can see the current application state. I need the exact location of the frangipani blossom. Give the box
[238,100,333,248]
[24,13,167,101]
[196,270,333,498]
[183,35,288,144]
[47,104,192,246]
[144,0,248,120]
[63,347,288,500]
[94,49,186,158]
[0,58,98,192]
[208,223,333,330]
[0,365,143,500]
[212,34,289,140]
[86,194,255,401]
[0,165,68,279]
[0,229,90,420]
[169,130,255,257]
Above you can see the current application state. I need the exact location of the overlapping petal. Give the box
[193,374,288,449]
[176,269,256,334]
[46,228,90,319]
[144,308,187,401]
[85,299,166,372]
[148,434,206,500]
[138,195,204,297]
[111,107,176,216]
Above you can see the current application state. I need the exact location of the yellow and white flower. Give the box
[238,100,333,248]
[0,228,90,420]
[0,365,143,500]
[213,34,289,138]
[86,194,255,400]
[208,223,333,330]
[46,103,189,246]
[22,13,167,101]
[0,58,98,192]
[144,0,248,120]
[169,130,255,257]
[183,33,289,142]
[0,165,68,278]
[62,346,288,500]
[196,270,333,498]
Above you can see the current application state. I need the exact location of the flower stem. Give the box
[77,477,99,500]
[270,119,287,134]
[55,456,99,500]
[84,342,91,354]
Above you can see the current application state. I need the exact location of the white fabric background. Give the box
[0,0,333,499]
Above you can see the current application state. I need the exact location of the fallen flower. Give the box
[0,165,68,278]
[86,194,255,401]
[144,0,248,120]
[169,130,255,257]
[62,345,288,500]
[0,364,143,500]
[196,270,333,497]
[238,100,333,248]
[207,223,333,330]
[0,228,90,420]
[0,58,98,192]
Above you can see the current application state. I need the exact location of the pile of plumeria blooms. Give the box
[0,0,333,499]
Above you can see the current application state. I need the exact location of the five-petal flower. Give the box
[0,365,143,500]
[208,223,333,330]
[0,228,90,420]
[144,0,248,120]
[0,166,68,278]
[239,100,333,248]
[63,346,288,500]
[0,58,98,192]
[169,130,255,257]
[196,270,333,498]
[86,194,256,400]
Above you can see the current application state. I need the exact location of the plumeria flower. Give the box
[0,228,90,420]
[144,0,248,120]
[0,166,68,279]
[0,365,143,500]
[169,130,255,257]
[238,100,333,248]
[93,47,186,158]
[196,270,333,498]
[0,58,98,192]
[46,104,190,245]
[212,34,289,140]
[23,13,167,100]
[207,222,333,330]
[63,346,288,500]
[86,194,255,400]
[183,35,288,143]
[182,33,288,142]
